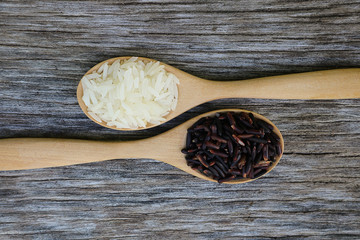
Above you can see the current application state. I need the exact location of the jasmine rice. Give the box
[81,57,179,129]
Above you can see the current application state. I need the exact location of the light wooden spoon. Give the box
[0,109,283,184]
[77,56,360,130]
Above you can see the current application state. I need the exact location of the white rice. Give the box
[81,57,179,129]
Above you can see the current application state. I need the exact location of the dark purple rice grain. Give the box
[230,153,241,169]
[242,112,253,125]
[242,167,247,178]
[251,146,257,161]
[209,149,229,158]
[182,111,281,183]
[205,141,220,150]
[238,155,246,170]
[232,148,241,161]
[247,137,269,144]
[208,166,220,178]
[218,175,236,183]
[193,165,204,171]
[215,161,228,174]
[210,121,217,133]
[211,134,227,143]
[213,164,226,178]
[253,153,263,166]
[262,144,269,161]
[237,134,254,139]
[249,113,258,128]
[229,169,242,175]
[203,150,214,159]
[231,124,244,134]
[238,118,253,128]
[188,163,197,169]
[256,143,264,154]
[205,131,212,141]
[185,149,198,155]
[253,168,263,176]
[194,125,210,132]
[227,140,234,156]
[215,156,228,167]
[249,167,254,179]
[186,159,200,165]
[245,157,252,175]
[203,169,213,178]
[186,132,192,148]
[232,134,246,146]
[254,160,271,168]
[215,118,223,136]
[245,129,265,136]
[227,112,236,126]
[196,154,209,168]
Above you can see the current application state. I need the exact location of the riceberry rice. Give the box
[182,111,282,183]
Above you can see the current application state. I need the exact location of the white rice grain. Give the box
[82,58,179,129]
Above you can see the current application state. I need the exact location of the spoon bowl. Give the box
[77,56,360,131]
[0,109,283,184]
[77,56,205,131]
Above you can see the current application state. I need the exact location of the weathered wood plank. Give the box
[0,0,359,239]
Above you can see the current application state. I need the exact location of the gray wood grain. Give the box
[0,0,360,239]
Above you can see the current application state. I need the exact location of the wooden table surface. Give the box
[1,0,360,239]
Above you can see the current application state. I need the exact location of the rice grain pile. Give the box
[81,57,179,129]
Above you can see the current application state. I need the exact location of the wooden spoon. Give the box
[77,56,360,130]
[0,109,283,184]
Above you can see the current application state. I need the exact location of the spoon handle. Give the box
[0,137,172,171]
[200,68,360,100]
